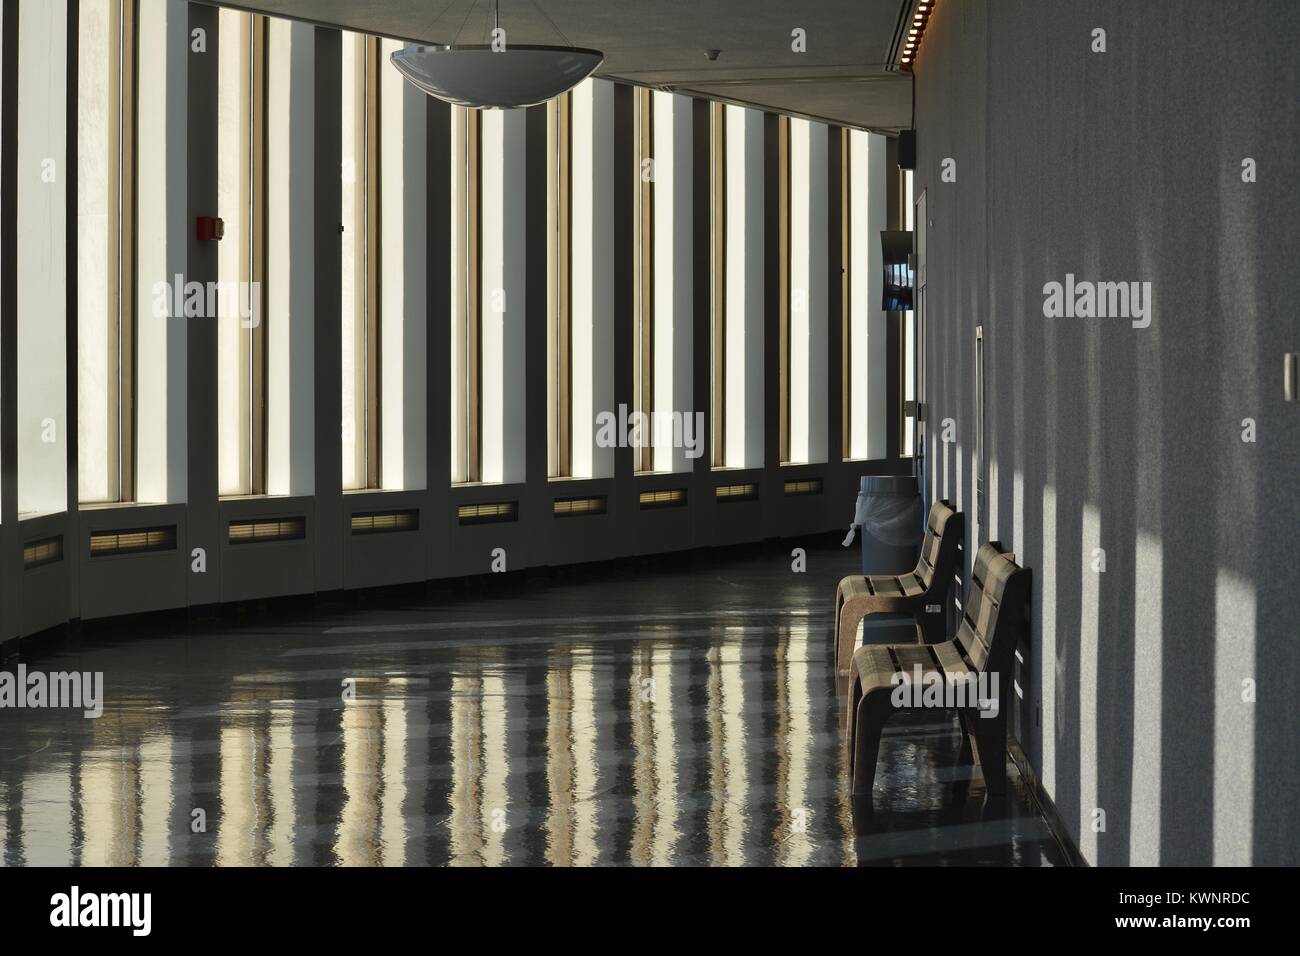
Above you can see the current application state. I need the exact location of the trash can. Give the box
[842,475,924,576]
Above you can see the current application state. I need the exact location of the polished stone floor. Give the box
[0,539,1065,866]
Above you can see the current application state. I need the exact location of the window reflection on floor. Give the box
[0,543,1063,867]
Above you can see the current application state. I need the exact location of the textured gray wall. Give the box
[914,0,1300,865]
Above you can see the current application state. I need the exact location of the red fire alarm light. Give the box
[196,216,225,242]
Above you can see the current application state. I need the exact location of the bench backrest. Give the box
[954,541,1030,678]
[914,499,962,592]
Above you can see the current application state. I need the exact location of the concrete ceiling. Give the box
[217,0,915,131]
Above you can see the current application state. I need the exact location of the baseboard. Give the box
[1008,735,1089,867]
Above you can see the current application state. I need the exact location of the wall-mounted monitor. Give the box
[880,230,915,311]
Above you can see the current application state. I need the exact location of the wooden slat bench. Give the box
[846,541,1030,799]
[832,499,963,675]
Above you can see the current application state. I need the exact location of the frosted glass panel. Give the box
[216,8,252,496]
[17,0,69,517]
[76,0,115,503]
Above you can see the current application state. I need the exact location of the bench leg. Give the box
[850,698,886,798]
[971,711,1007,797]
[832,588,845,670]
[846,673,863,744]
[836,602,863,676]
[955,707,974,766]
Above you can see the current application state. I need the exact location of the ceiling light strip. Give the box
[899,0,936,72]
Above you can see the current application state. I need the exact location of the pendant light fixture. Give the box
[391,0,603,110]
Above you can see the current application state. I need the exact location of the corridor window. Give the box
[842,129,886,462]
[547,92,572,478]
[217,9,267,497]
[77,0,136,503]
[778,116,789,463]
[450,106,482,484]
[709,102,725,467]
[633,87,653,473]
[631,88,691,475]
[711,103,764,470]
[778,117,829,466]
[375,36,428,492]
[17,0,70,518]
[453,106,527,485]
[341,32,380,490]
[549,80,613,481]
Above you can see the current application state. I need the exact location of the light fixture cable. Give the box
[418,0,461,42]
[526,0,575,47]
[450,0,481,46]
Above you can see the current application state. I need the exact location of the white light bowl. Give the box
[390,44,604,109]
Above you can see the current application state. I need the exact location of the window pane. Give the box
[787,118,828,465]
[265,16,309,497]
[633,88,652,472]
[77,0,119,503]
[340,33,363,489]
[378,37,427,492]
[216,8,251,496]
[709,102,725,467]
[450,106,477,484]
[722,105,763,469]
[17,0,69,517]
[846,129,885,461]
[547,92,571,479]
[570,80,613,480]
[450,106,527,488]
[650,91,693,475]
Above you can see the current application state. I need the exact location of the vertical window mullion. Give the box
[240,13,254,495]
[451,106,482,486]
[235,12,254,495]
[108,0,125,501]
[365,36,381,488]
[78,0,128,504]
[546,94,572,479]
[216,8,254,497]
[468,109,481,484]
[778,115,790,465]
[710,102,726,469]
[340,32,362,490]
[560,93,571,477]
[546,100,557,477]
[249,16,267,495]
[119,0,137,502]
[631,89,643,472]
[644,93,653,473]
[840,131,850,460]
[450,106,465,483]
[635,89,654,474]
